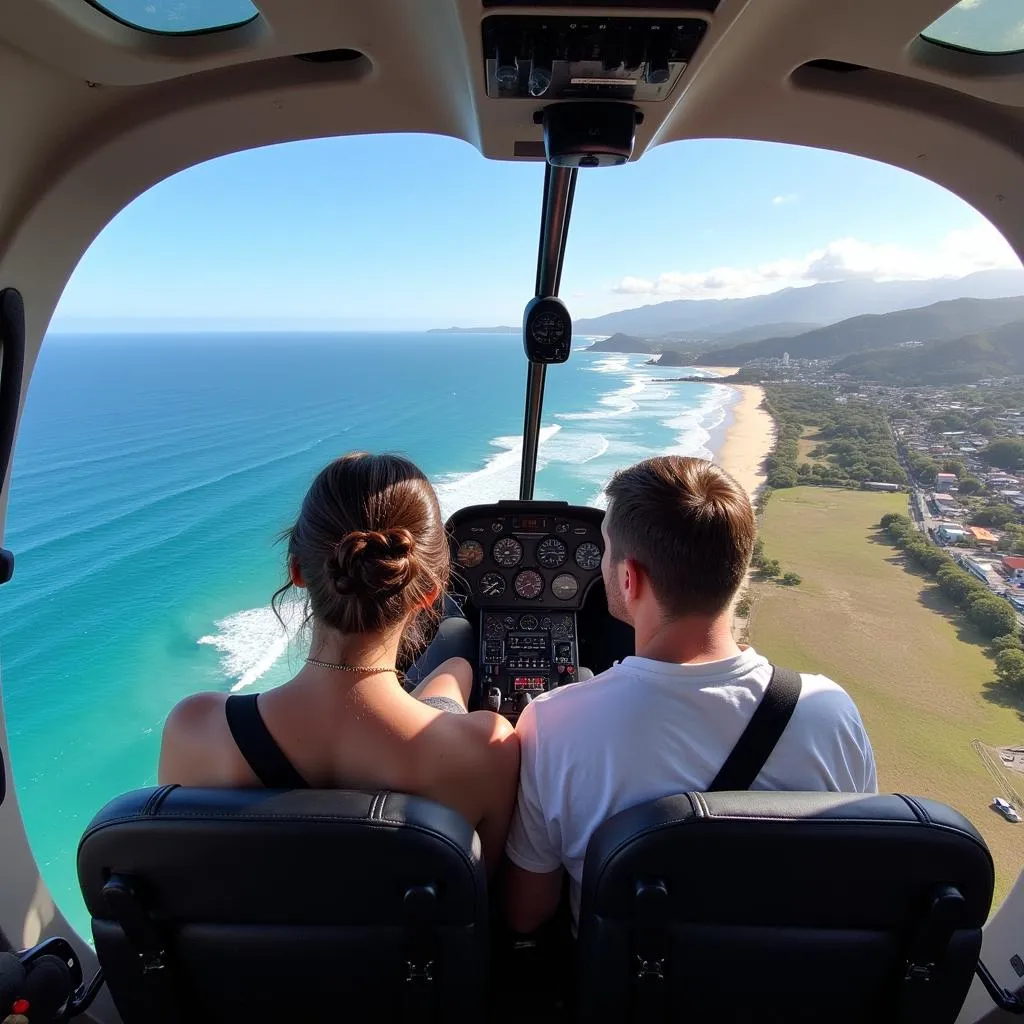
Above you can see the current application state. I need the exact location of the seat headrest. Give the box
[79,786,485,926]
[582,792,994,927]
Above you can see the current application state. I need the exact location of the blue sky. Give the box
[52,132,1019,332]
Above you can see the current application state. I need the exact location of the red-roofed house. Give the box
[1002,556,1024,582]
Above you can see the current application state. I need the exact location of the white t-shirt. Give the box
[505,646,877,924]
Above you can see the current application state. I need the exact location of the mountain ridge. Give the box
[692,295,1024,365]
[835,320,1024,383]
[572,270,1024,337]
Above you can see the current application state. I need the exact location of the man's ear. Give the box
[622,557,647,603]
[288,555,305,588]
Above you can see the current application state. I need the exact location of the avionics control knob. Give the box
[515,691,534,714]
[486,687,503,713]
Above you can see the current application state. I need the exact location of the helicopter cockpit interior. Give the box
[3,0,1024,1022]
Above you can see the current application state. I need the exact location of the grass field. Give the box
[749,486,1024,907]
[796,428,826,465]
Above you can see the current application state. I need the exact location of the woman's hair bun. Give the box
[329,527,418,598]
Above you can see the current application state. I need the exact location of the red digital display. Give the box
[513,677,546,689]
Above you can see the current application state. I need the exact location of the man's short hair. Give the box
[604,456,756,616]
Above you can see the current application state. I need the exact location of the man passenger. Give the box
[503,455,876,933]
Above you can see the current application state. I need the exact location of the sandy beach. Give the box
[705,366,776,501]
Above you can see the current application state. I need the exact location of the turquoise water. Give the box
[1,332,734,934]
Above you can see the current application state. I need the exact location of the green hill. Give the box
[586,333,663,354]
[836,320,1024,383]
[694,295,1024,366]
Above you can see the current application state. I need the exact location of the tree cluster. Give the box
[881,513,1019,640]
[982,438,1024,473]
[750,536,802,587]
[762,387,906,490]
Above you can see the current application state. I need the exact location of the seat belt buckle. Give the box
[140,952,167,975]
[405,960,435,984]
[635,955,665,980]
[905,960,935,982]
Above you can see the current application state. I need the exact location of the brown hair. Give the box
[604,455,755,616]
[273,452,450,657]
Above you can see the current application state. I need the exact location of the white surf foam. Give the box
[566,361,736,507]
[557,377,647,421]
[434,424,561,518]
[197,598,305,692]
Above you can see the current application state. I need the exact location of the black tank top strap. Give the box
[224,693,309,789]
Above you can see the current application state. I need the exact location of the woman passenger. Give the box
[159,452,520,873]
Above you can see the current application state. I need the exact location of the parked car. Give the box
[992,797,1021,823]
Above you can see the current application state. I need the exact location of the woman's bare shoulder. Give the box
[159,691,232,785]
[166,691,229,729]
[446,709,519,777]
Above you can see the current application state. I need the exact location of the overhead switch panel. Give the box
[482,16,708,102]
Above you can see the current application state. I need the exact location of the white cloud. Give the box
[772,194,798,205]
[609,222,1020,301]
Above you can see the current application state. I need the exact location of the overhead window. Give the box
[921,0,1024,55]
[86,0,259,35]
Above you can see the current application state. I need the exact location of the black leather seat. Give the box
[577,792,994,1024]
[78,786,487,1024]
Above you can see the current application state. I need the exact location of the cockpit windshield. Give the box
[7,133,1024,935]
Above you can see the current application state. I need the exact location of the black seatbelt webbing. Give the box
[709,665,802,791]
[225,694,308,789]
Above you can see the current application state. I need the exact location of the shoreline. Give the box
[706,366,776,502]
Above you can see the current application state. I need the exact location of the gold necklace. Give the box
[305,657,398,676]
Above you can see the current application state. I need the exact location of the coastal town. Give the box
[730,359,1024,615]
[677,356,1024,897]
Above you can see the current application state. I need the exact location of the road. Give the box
[893,439,1024,629]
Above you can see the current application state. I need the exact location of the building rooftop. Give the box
[968,526,999,543]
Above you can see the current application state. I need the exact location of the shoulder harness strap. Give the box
[225,694,308,789]
[709,665,802,791]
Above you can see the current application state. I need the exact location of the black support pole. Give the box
[519,164,577,501]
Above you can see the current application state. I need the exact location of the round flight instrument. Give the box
[514,570,544,600]
[492,536,523,567]
[479,572,506,598]
[455,539,484,568]
[551,573,579,600]
[523,296,572,364]
[519,614,539,631]
[536,537,568,569]
[575,541,602,571]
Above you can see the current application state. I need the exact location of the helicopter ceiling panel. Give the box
[482,15,709,102]
[448,502,605,611]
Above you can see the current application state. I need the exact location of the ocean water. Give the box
[1,332,734,933]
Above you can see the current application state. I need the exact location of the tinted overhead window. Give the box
[922,0,1024,55]
[87,0,258,34]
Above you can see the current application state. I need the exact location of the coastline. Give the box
[706,366,776,502]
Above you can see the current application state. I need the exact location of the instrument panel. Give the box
[447,501,605,717]
[449,502,604,611]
